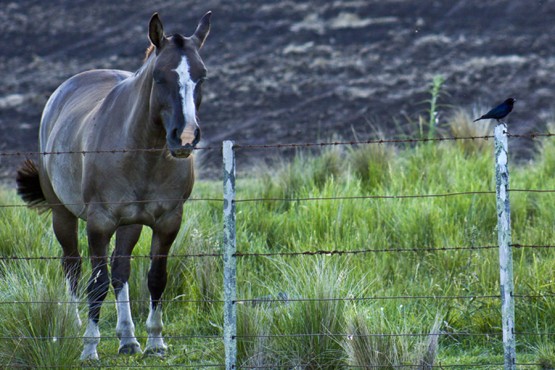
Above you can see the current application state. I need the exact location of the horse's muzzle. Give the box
[170,144,194,158]
[169,128,200,158]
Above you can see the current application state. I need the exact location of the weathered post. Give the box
[494,123,516,369]
[223,140,237,369]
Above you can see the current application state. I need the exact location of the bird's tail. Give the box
[473,117,483,122]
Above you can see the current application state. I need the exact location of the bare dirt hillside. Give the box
[2,0,555,182]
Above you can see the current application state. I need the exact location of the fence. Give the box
[1,126,555,369]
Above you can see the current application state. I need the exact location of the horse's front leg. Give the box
[80,217,116,361]
[112,224,143,355]
[145,217,181,355]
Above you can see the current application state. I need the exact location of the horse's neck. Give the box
[118,58,164,150]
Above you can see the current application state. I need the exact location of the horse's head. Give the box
[147,12,211,158]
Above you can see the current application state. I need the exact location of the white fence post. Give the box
[223,140,237,369]
[494,123,516,369]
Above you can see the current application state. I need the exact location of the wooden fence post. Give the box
[494,123,516,369]
[223,140,237,369]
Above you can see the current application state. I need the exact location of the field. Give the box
[3,1,555,367]
[1,110,555,368]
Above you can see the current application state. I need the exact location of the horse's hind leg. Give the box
[52,207,82,326]
[81,218,116,361]
[112,224,143,355]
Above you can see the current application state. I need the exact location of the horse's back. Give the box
[39,69,131,217]
[40,69,131,147]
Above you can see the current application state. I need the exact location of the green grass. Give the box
[2,116,555,368]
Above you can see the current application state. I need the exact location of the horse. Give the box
[15,12,211,360]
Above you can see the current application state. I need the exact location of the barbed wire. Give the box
[235,294,500,305]
[8,365,224,369]
[0,252,223,261]
[1,242,553,265]
[517,331,555,336]
[232,135,493,150]
[243,364,548,369]
[231,131,555,151]
[0,244,499,262]
[237,292,555,305]
[0,331,498,342]
[4,291,555,307]
[0,146,217,157]
[235,245,498,258]
[514,293,555,299]
[512,243,555,249]
[234,332,501,339]
[241,364,507,369]
[4,243,555,263]
[0,293,499,306]
[0,294,497,306]
[508,132,555,139]
[0,297,224,305]
[3,188,555,209]
[5,242,555,263]
[0,196,223,209]
[233,190,497,203]
[4,290,555,309]
[2,131,553,158]
[0,190,497,209]
[0,334,220,341]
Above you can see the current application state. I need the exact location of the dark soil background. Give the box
[2,0,555,183]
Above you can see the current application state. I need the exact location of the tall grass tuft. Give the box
[348,136,395,192]
[534,340,555,369]
[448,109,492,155]
[0,261,83,368]
[238,258,365,368]
[342,307,442,368]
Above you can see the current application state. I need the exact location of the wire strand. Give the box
[4,188,555,209]
[235,245,498,257]
[0,334,220,340]
[0,252,223,261]
[0,297,224,305]
[235,294,500,304]
[3,131,554,158]
[8,365,224,369]
[234,331,500,339]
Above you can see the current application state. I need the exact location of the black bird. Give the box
[474,98,516,122]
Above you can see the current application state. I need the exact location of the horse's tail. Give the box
[16,159,49,212]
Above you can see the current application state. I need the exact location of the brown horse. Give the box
[16,12,211,360]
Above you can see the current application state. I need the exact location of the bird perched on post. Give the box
[473,98,516,122]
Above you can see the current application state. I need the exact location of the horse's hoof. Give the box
[80,350,99,361]
[119,342,142,355]
[144,346,166,357]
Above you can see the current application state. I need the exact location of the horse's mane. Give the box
[144,35,184,63]
[144,44,155,63]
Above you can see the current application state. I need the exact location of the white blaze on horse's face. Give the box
[173,56,199,147]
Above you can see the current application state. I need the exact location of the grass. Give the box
[2,112,555,368]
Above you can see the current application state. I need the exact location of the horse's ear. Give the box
[192,11,211,49]
[148,13,166,50]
